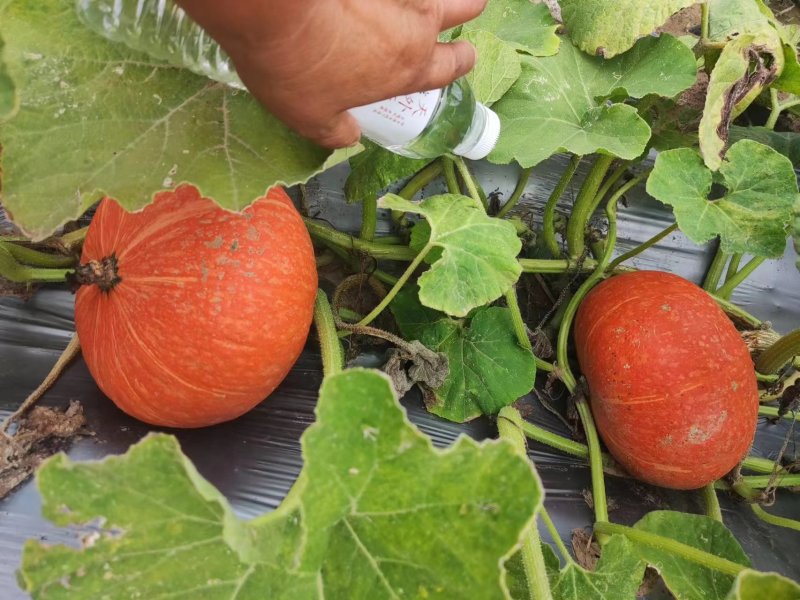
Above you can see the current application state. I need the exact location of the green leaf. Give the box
[729,125,800,165]
[631,511,751,600]
[0,0,348,240]
[699,28,784,169]
[551,536,645,600]
[457,30,522,105]
[559,0,698,58]
[391,288,536,422]
[646,139,797,257]
[20,369,543,599]
[380,193,522,317]
[490,35,697,168]
[344,141,430,203]
[0,32,17,121]
[725,569,800,599]
[461,0,560,56]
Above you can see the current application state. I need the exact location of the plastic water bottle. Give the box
[74,0,501,160]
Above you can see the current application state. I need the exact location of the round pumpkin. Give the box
[574,270,759,489]
[74,184,317,428]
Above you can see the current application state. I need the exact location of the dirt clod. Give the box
[0,401,89,499]
[571,528,600,571]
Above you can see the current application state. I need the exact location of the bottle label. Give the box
[348,89,442,147]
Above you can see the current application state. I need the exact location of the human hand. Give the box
[176,0,487,149]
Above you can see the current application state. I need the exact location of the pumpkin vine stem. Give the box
[702,243,729,292]
[496,166,534,219]
[555,172,648,544]
[68,255,121,292]
[606,222,678,271]
[756,328,800,374]
[594,522,746,576]
[359,196,378,241]
[313,290,344,378]
[442,158,461,195]
[497,406,555,600]
[702,483,723,523]
[356,245,431,327]
[543,155,582,258]
[565,154,615,258]
[714,256,766,299]
[539,506,574,565]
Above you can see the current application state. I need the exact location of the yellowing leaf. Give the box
[0,32,16,120]
[379,193,522,317]
[647,139,797,257]
[698,30,783,170]
[559,0,699,57]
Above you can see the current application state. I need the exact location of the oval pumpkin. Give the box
[75,184,317,428]
[574,270,759,489]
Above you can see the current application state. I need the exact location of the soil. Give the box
[770,0,800,27]
[571,528,600,570]
[657,5,702,38]
[0,278,36,300]
[0,401,90,499]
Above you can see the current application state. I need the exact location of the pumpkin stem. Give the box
[70,255,121,292]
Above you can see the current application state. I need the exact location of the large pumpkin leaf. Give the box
[380,193,522,317]
[725,570,800,599]
[458,30,522,105]
[20,369,542,599]
[646,139,797,257]
[460,0,560,56]
[698,30,783,169]
[0,32,16,121]
[391,288,536,423]
[344,142,430,203]
[631,511,751,600]
[559,0,699,58]
[0,0,347,240]
[490,34,697,168]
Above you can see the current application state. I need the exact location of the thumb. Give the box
[303,111,362,150]
[413,40,478,92]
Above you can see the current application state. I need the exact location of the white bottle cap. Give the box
[457,103,502,160]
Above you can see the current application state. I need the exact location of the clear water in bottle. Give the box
[74,0,500,160]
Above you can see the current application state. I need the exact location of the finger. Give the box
[412,40,477,92]
[439,0,488,30]
[302,111,362,150]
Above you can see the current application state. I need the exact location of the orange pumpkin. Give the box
[74,184,317,428]
[574,271,759,489]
